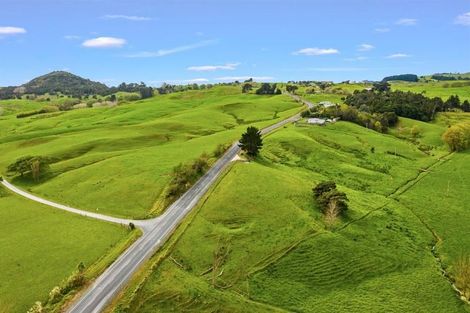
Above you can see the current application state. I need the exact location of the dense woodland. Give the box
[382,74,419,82]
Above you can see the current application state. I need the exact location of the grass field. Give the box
[391,81,470,101]
[0,185,132,313]
[0,86,302,218]
[398,150,470,267]
[112,113,470,313]
[295,80,470,105]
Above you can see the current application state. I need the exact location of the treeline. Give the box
[432,74,470,81]
[382,74,418,82]
[156,82,214,95]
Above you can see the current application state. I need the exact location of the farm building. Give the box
[307,117,338,126]
[318,101,336,108]
[307,118,326,125]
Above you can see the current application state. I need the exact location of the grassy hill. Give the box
[0,86,302,218]
[112,113,470,313]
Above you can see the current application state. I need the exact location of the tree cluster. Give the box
[344,89,454,121]
[7,156,51,181]
[255,83,281,95]
[313,181,348,218]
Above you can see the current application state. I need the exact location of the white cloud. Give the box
[187,63,239,72]
[344,56,368,61]
[396,18,418,26]
[0,26,26,35]
[102,14,152,21]
[125,40,215,58]
[64,35,81,40]
[186,78,210,83]
[82,37,127,48]
[358,44,374,52]
[455,12,470,26]
[386,53,411,59]
[216,76,274,82]
[375,28,391,33]
[293,47,339,56]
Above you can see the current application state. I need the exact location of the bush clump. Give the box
[166,154,210,201]
[442,122,470,152]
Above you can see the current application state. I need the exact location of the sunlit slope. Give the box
[0,86,301,218]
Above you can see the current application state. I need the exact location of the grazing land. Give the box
[0,87,302,218]
[1,77,470,313]
[0,185,133,313]
[112,112,470,313]
[392,81,470,101]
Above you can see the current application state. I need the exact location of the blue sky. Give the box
[0,0,469,86]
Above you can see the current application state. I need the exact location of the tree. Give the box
[313,181,337,198]
[446,95,461,110]
[109,94,117,102]
[139,86,153,99]
[462,100,470,112]
[319,189,349,217]
[242,83,253,93]
[286,85,298,94]
[238,126,263,157]
[372,81,391,92]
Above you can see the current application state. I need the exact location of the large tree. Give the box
[239,126,263,157]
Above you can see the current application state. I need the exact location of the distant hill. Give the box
[382,74,418,82]
[21,71,110,96]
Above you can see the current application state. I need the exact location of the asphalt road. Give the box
[2,93,309,313]
[0,179,158,231]
[67,142,242,313]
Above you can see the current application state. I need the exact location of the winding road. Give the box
[1,93,311,313]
